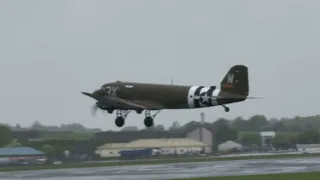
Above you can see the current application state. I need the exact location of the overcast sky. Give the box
[0,0,319,130]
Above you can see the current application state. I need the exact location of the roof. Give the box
[260,131,276,137]
[98,138,209,149]
[218,141,242,151]
[129,138,208,148]
[218,140,242,148]
[0,147,44,156]
[96,143,128,150]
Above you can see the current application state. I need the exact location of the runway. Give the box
[0,157,320,180]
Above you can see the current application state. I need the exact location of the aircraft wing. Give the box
[82,91,166,110]
[129,100,166,110]
[102,97,165,110]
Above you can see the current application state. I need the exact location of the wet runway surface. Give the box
[0,157,320,180]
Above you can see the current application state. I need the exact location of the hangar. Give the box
[95,143,128,157]
[218,140,243,153]
[96,138,210,158]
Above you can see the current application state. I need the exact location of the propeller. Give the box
[82,91,107,116]
[90,102,100,116]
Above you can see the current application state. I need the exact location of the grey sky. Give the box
[1,0,319,130]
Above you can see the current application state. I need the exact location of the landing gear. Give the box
[111,109,160,128]
[114,110,131,127]
[144,116,154,127]
[115,116,125,127]
[222,104,230,112]
[144,110,160,127]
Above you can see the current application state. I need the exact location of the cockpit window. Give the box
[93,89,105,96]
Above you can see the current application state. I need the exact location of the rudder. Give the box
[220,65,249,96]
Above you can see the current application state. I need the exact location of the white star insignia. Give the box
[201,93,210,103]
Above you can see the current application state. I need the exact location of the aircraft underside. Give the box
[94,102,162,127]
[99,105,229,128]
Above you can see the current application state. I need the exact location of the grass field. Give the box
[172,171,320,180]
[0,152,320,172]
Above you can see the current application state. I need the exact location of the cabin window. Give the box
[125,84,134,88]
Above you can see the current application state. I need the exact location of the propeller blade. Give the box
[90,103,99,116]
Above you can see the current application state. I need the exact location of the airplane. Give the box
[82,65,259,128]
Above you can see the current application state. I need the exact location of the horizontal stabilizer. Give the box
[212,96,263,100]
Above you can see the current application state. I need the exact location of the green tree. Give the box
[40,144,55,157]
[240,133,261,145]
[213,118,229,128]
[5,139,22,147]
[273,134,296,149]
[298,130,320,144]
[232,116,247,130]
[214,124,238,145]
[273,121,286,131]
[0,125,13,147]
[247,115,269,131]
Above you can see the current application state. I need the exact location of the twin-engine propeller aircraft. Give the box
[82,65,259,128]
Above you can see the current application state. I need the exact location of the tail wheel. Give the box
[144,117,154,127]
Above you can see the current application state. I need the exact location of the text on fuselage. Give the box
[102,86,118,97]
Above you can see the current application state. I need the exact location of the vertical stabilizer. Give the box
[220,65,249,96]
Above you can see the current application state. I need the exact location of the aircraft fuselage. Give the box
[82,65,250,128]
[100,81,243,110]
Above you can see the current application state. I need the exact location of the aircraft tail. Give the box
[220,65,249,96]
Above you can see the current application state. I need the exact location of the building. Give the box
[260,131,276,145]
[186,112,213,153]
[187,127,212,153]
[218,140,243,152]
[297,144,320,153]
[95,143,129,157]
[0,147,46,165]
[95,138,210,158]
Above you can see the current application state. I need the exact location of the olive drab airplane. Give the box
[82,65,259,128]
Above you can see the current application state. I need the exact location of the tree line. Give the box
[1,114,320,157]
[1,121,102,133]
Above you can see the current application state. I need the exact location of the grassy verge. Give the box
[0,153,320,172]
[172,171,320,180]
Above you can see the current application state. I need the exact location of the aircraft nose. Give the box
[82,89,104,100]
[81,91,96,99]
[93,89,105,96]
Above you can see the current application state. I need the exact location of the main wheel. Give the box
[225,107,230,112]
[144,116,154,127]
[115,116,125,127]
